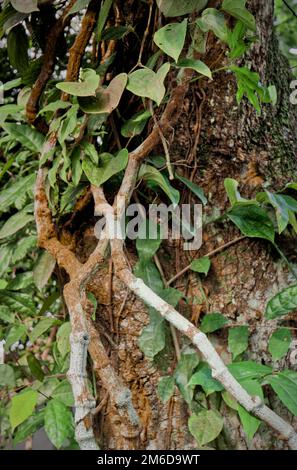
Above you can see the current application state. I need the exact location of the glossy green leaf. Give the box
[227,204,275,242]
[268,328,292,361]
[228,361,272,381]
[200,313,228,333]
[44,399,74,449]
[224,178,250,206]
[138,164,180,207]
[0,364,15,387]
[33,251,56,290]
[228,326,249,359]
[188,409,224,446]
[154,19,187,63]
[237,379,263,440]
[9,388,38,431]
[267,370,297,416]
[78,73,127,114]
[257,191,297,234]
[176,174,207,205]
[189,363,224,395]
[190,257,211,276]
[56,69,100,97]
[127,63,170,106]
[1,123,45,153]
[177,58,212,78]
[174,348,199,404]
[222,0,256,32]
[158,376,175,403]
[156,0,207,17]
[265,284,297,319]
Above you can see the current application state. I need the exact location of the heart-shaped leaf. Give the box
[154,19,187,63]
[78,73,127,114]
[127,63,170,106]
[56,69,100,97]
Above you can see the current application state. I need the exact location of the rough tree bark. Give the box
[34,0,297,450]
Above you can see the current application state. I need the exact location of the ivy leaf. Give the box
[190,257,211,276]
[27,353,44,382]
[189,363,224,395]
[9,388,38,431]
[78,73,127,114]
[138,164,180,207]
[154,19,187,63]
[228,326,249,360]
[82,149,128,186]
[196,8,229,43]
[57,322,71,358]
[121,110,151,138]
[268,328,292,361]
[265,284,297,319]
[228,361,272,381]
[177,58,212,79]
[138,308,167,359]
[176,173,207,205]
[200,313,228,333]
[237,379,263,440]
[44,399,74,449]
[56,69,100,97]
[0,364,15,387]
[0,210,34,239]
[127,63,170,106]
[222,0,256,32]
[156,0,207,17]
[52,380,74,407]
[227,204,275,242]
[13,411,45,446]
[33,251,56,290]
[11,0,39,13]
[174,348,199,404]
[267,371,297,416]
[188,410,224,446]
[158,376,175,403]
[1,123,45,153]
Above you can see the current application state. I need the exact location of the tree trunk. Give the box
[76,0,297,450]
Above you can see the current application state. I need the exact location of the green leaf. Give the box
[265,284,297,319]
[174,348,199,404]
[0,364,15,387]
[228,361,272,381]
[177,58,212,79]
[161,287,183,307]
[134,259,164,294]
[101,25,134,41]
[7,272,34,291]
[0,291,35,314]
[138,164,180,206]
[138,308,166,359]
[154,19,187,63]
[188,409,224,446]
[127,63,170,106]
[12,235,36,263]
[268,85,277,106]
[267,371,297,416]
[222,0,256,32]
[237,379,263,440]
[4,324,26,351]
[11,0,39,14]
[176,174,207,205]
[78,73,127,114]
[228,326,249,359]
[27,353,44,382]
[57,322,71,358]
[0,244,13,276]
[58,105,79,145]
[82,149,128,186]
[226,21,249,59]
[0,305,15,323]
[67,0,91,16]
[268,328,292,361]
[189,363,224,395]
[136,220,162,261]
[97,0,113,40]
[9,388,38,431]
[38,100,71,115]
[7,24,28,74]
[158,376,175,403]
[121,110,151,138]
[44,399,74,449]
[0,279,8,289]
[200,313,228,333]
[0,210,34,239]
[257,191,297,234]
[196,8,229,42]
[29,317,56,343]
[190,257,211,276]
[52,380,74,407]
[156,0,207,17]
[33,251,56,290]
[224,178,250,206]
[222,390,238,410]
[1,123,45,153]
[13,410,45,446]
[227,204,275,242]
[56,68,100,97]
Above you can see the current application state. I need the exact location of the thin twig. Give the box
[149,101,174,180]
